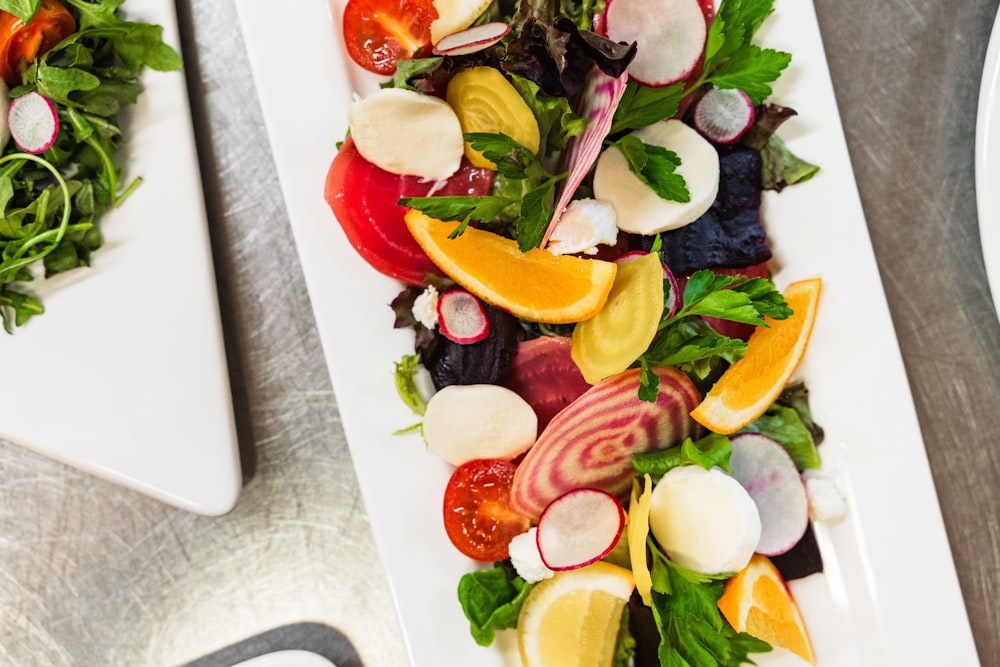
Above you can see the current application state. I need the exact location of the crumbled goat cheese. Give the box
[412,285,439,330]
[803,471,847,523]
[508,528,553,583]
[546,198,619,256]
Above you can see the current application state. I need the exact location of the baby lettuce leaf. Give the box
[457,561,535,647]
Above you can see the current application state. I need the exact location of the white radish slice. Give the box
[436,288,490,343]
[8,91,59,154]
[593,119,719,235]
[347,88,464,180]
[423,384,537,466]
[431,0,494,44]
[647,465,761,574]
[693,87,756,144]
[536,488,626,571]
[433,22,510,56]
[604,0,707,87]
[728,433,810,556]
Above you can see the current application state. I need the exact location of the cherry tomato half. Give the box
[342,0,437,76]
[324,136,493,286]
[443,458,532,562]
[0,0,75,86]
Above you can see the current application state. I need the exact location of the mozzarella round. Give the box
[423,384,538,466]
[348,87,464,181]
[593,118,719,235]
[647,465,761,574]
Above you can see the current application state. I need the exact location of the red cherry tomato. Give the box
[324,136,493,286]
[341,0,437,76]
[443,458,532,562]
[0,1,75,85]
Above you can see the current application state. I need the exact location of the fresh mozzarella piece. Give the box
[593,119,719,235]
[430,0,494,44]
[545,198,619,256]
[0,79,10,150]
[647,465,761,575]
[348,88,464,180]
[423,384,538,466]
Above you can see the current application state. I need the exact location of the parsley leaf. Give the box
[610,80,685,134]
[648,544,772,666]
[632,432,733,483]
[613,135,690,203]
[399,132,563,251]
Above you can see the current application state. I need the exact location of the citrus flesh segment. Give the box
[404,209,617,324]
[718,554,816,665]
[691,277,821,434]
[518,560,635,667]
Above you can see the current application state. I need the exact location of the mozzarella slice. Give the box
[593,118,719,235]
[647,465,761,574]
[348,88,464,181]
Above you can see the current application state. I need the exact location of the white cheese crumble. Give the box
[411,285,439,330]
[803,471,847,523]
[546,198,619,256]
[508,528,553,583]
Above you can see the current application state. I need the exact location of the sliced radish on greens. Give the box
[604,0,707,87]
[433,22,510,56]
[8,92,58,154]
[542,67,628,247]
[693,87,756,144]
[536,487,625,570]
[436,288,490,343]
[728,433,810,556]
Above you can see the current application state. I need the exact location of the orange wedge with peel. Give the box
[404,209,617,324]
[691,277,821,434]
[517,560,635,667]
[718,554,816,665]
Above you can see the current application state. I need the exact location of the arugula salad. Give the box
[324,0,841,664]
[0,0,181,332]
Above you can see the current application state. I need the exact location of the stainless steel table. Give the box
[1,0,998,665]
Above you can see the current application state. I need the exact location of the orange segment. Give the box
[691,277,821,434]
[718,554,816,665]
[517,561,635,667]
[404,209,617,324]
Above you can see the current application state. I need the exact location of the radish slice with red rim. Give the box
[604,0,708,87]
[693,87,756,144]
[432,22,511,56]
[535,487,626,571]
[436,288,490,343]
[8,92,59,154]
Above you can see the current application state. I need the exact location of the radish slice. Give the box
[614,250,681,317]
[604,0,707,87]
[8,92,58,154]
[541,67,628,247]
[536,488,626,571]
[436,288,490,343]
[433,22,510,56]
[693,87,756,144]
[728,433,810,556]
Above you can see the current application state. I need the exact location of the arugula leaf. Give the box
[0,0,183,331]
[648,544,772,666]
[760,134,820,191]
[457,562,535,647]
[613,135,690,203]
[508,73,588,157]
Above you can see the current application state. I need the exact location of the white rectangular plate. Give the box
[0,0,241,516]
[237,0,980,663]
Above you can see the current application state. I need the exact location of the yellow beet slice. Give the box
[446,66,541,169]
[571,252,664,384]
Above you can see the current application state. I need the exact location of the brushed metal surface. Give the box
[1,0,998,665]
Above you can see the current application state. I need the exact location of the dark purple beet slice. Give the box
[770,522,824,581]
